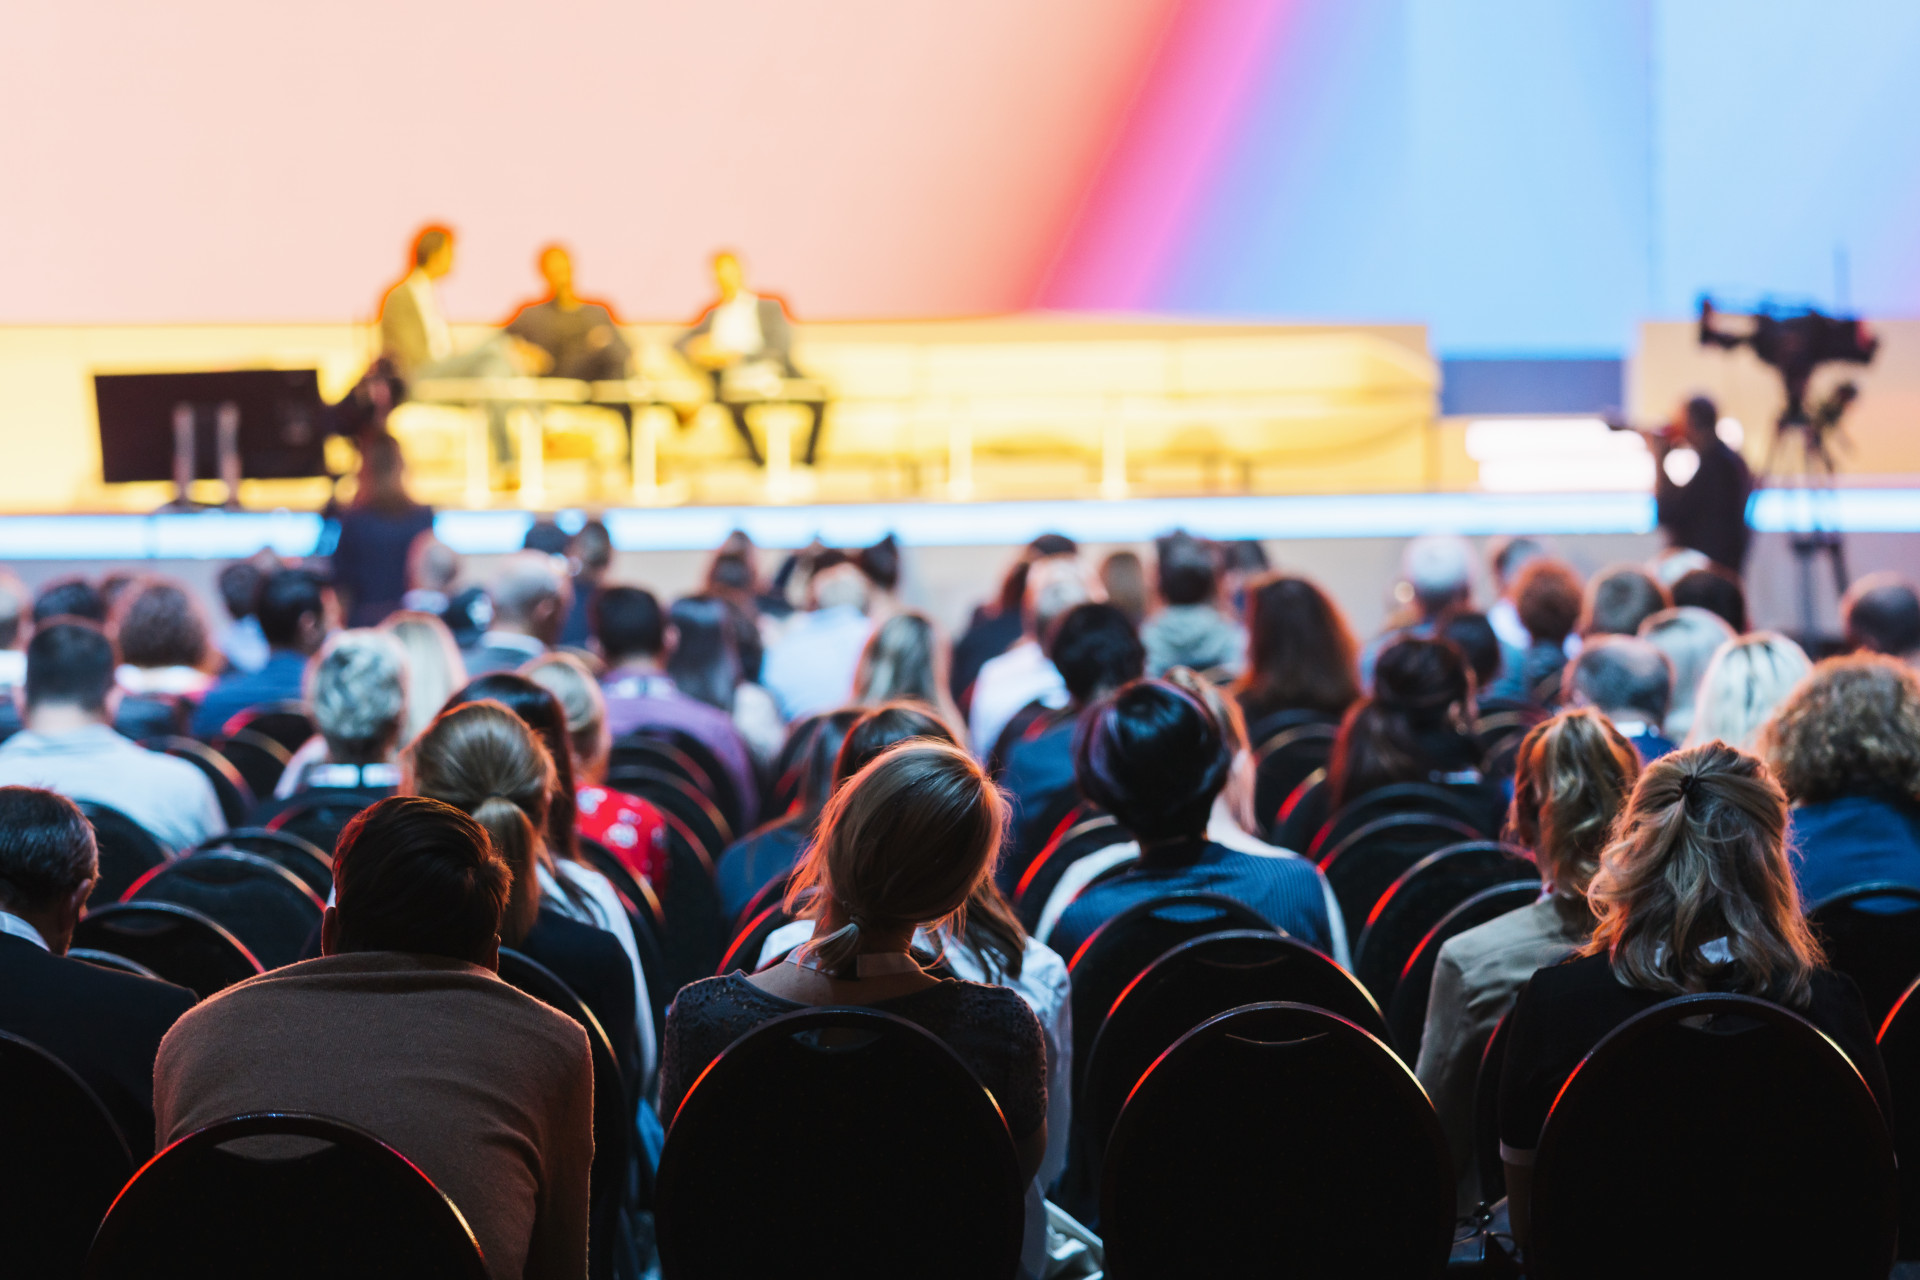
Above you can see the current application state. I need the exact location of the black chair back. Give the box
[69,948,164,980]
[1012,809,1129,932]
[646,811,726,1001]
[78,801,171,905]
[213,728,292,803]
[1529,993,1898,1279]
[605,763,732,858]
[265,792,383,857]
[577,837,670,1035]
[0,1029,134,1278]
[1386,879,1544,1059]
[1318,812,1484,940]
[72,901,262,998]
[126,850,325,970]
[496,950,631,1280]
[763,712,825,819]
[200,828,333,900]
[1308,781,1494,857]
[116,694,192,741]
[1877,976,1920,1258]
[613,730,745,839]
[717,902,792,975]
[146,735,255,828]
[1353,840,1539,1004]
[83,1111,488,1280]
[1808,881,1920,1027]
[1101,1002,1453,1278]
[1251,714,1338,836]
[1077,930,1386,1213]
[1472,1007,1513,1205]
[1062,893,1276,1098]
[217,700,316,753]
[656,1006,1025,1280]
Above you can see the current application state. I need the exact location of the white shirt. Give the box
[969,640,1068,760]
[707,291,764,358]
[761,605,872,722]
[0,649,25,690]
[0,724,225,852]
[538,859,657,1085]
[406,268,453,362]
[0,908,48,951]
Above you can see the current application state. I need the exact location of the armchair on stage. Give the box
[387,318,1437,507]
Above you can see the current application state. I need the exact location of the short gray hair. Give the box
[489,551,568,627]
[1639,606,1735,739]
[1567,635,1673,723]
[308,629,407,763]
[1402,534,1474,614]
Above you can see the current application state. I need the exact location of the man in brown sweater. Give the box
[154,797,593,1280]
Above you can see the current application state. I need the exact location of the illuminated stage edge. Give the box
[0,489,1915,561]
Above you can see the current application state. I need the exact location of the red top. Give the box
[576,785,670,894]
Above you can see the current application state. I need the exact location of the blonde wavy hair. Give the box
[1582,742,1823,1008]
[1759,654,1920,806]
[1507,708,1640,923]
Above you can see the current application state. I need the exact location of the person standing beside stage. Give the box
[674,250,823,468]
[1650,395,1753,573]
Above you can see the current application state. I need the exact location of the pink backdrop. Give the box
[0,0,1178,323]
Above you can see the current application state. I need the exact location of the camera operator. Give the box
[1651,395,1752,573]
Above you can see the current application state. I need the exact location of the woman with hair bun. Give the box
[1497,741,1888,1246]
[1043,679,1341,960]
[660,741,1048,1188]
[1416,707,1640,1211]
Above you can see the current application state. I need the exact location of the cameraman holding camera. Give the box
[1651,395,1752,573]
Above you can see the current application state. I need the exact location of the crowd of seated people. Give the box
[10,519,1920,1277]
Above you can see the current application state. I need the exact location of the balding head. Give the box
[488,551,571,643]
[1402,534,1474,617]
[1025,555,1094,636]
[1843,573,1920,659]
[1566,635,1674,724]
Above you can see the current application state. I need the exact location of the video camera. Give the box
[1697,296,1878,422]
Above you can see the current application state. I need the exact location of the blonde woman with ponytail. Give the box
[408,700,647,1089]
[659,740,1049,1188]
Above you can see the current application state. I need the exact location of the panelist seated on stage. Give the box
[674,250,823,467]
[504,244,632,384]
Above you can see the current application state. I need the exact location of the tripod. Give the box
[1759,384,1855,635]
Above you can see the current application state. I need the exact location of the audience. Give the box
[329,433,436,628]
[558,519,613,648]
[969,554,1093,760]
[1416,709,1639,1211]
[595,585,758,816]
[1441,612,1503,705]
[853,610,962,728]
[214,556,271,674]
[1141,531,1244,679]
[713,709,860,926]
[1490,557,1583,703]
[1563,636,1677,762]
[193,567,335,738]
[256,629,407,814]
[1637,606,1735,742]
[1762,655,1920,906]
[1497,743,1888,1248]
[1579,563,1670,638]
[1841,572,1920,663]
[0,620,223,850]
[154,796,593,1280]
[382,609,467,747]
[1044,679,1342,959]
[0,786,195,1159]
[1670,565,1748,635]
[1362,533,1473,680]
[661,740,1049,1190]
[999,602,1145,875]
[402,532,461,618]
[524,652,671,894]
[33,577,107,626]
[1684,632,1812,751]
[1231,572,1361,731]
[949,534,1078,711]
[762,553,874,720]
[668,593,782,780]
[463,551,571,676]
[108,578,215,737]
[1484,536,1548,669]
[1099,549,1149,626]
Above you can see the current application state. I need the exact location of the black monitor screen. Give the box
[94,369,327,483]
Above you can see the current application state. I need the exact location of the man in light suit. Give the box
[675,251,824,467]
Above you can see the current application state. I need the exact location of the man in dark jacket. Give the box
[1654,395,1753,572]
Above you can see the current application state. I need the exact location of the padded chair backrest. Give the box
[1473,1007,1514,1206]
[78,802,171,905]
[69,948,164,980]
[1317,813,1484,941]
[116,694,191,741]
[1012,810,1127,932]
[614,730,745,838]
[0,1029,135,1279]
[1309,781,1492,856]
[1808,881,1920,1028]
[1252,720,1338,838]
[1081,930,1387,1198]
[84,1111,487,1280]
[146,735,255,828]
[495,950,630,1279]
[1270,768,1327,845]
[1530,993,1899,1279]
[717,902,793,975]
[265,793,382,858]
[126,850,325,970]
[213,728,292,804]
[1876,976,1920,1260]
[1387,880,1545,1060]
[1101,1002,1453,1279]
[200,828,333,901]
[577,837,668,1034]
[72,901,263,998]
[218,700,316,753]
[656,1006,1025,1280]
[639,807,725,1001]
[1353,841,1540,1004]
[1065,893,1276,1097]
